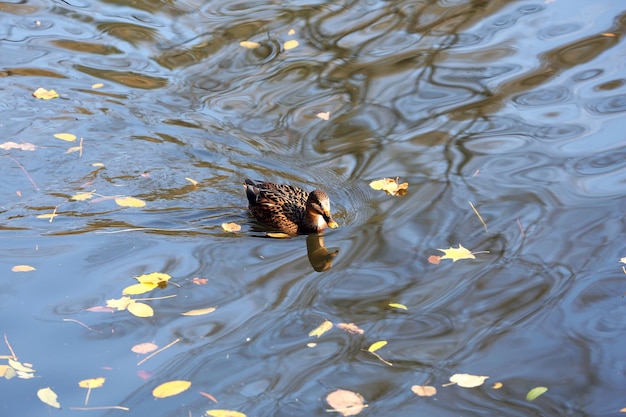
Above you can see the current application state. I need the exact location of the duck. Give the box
[244,179,338,234]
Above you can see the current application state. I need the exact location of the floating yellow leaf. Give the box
[92,83,104,89]
[526,386,548,401]
[221,222,241,232]
[70,192,93,201]
[152,380,191,398]
[115,196,146,207]
[411,385,437,397]
[206,410,246,417]
[0,364,14,378]
[122,283,156,295]
[437,244,475,262]
[388,303,407,310]
[309,319,333,338]
[239,41,259,49]
[12,265,36,272]
[369,177,408,196]
[8,359,35,374]
[283,40,299,50]
[288,29,295,35]
[135,272,171,285]
[317,112,330,120]
[132,342,158,354]
[127,302,154,317]
[92,162,105,167]
[326,389,366,417]
[37,213,58,220]
[181,307,216,316]
[492,382,503,389]
[367,340,387,353]
[79,377,105,388]
[54,133,77,142]
[33,88,59,99]
[106,296,134,311]
[266,232,290,238]
[37,387,61,408]
[448,373,489,388]
[185,177,198,185]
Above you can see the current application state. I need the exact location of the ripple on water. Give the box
[512,85,570,107]
[587,93,626,115]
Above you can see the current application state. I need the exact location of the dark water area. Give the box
[1,0,626,416]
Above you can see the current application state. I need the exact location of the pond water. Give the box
[1,0,626,416]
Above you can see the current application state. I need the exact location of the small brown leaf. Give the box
[337,323,364,335]
[132,342,158,354]
[326,389,366,416]
[411,385,437,397]
[221,222,241,232]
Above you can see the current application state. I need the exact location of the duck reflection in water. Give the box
[243,179,339,271]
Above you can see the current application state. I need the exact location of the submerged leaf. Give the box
[336,323,364,335]
[37,387,61,408]
[0,141,37,151]
[153,380,191,398]
[70,192,93,201]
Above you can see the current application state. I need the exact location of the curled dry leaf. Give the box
[388,303,407,310]
[326,389,366,417]
[369,177,408,196]
[411,385,437,397]
[337,322,364,335]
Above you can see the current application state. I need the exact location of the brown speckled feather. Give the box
[244,179,337,234]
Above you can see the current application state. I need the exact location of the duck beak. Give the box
[323,210,338,229]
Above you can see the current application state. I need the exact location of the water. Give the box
[1,0,626,416]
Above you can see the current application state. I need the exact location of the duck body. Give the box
[244,179,338,234]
